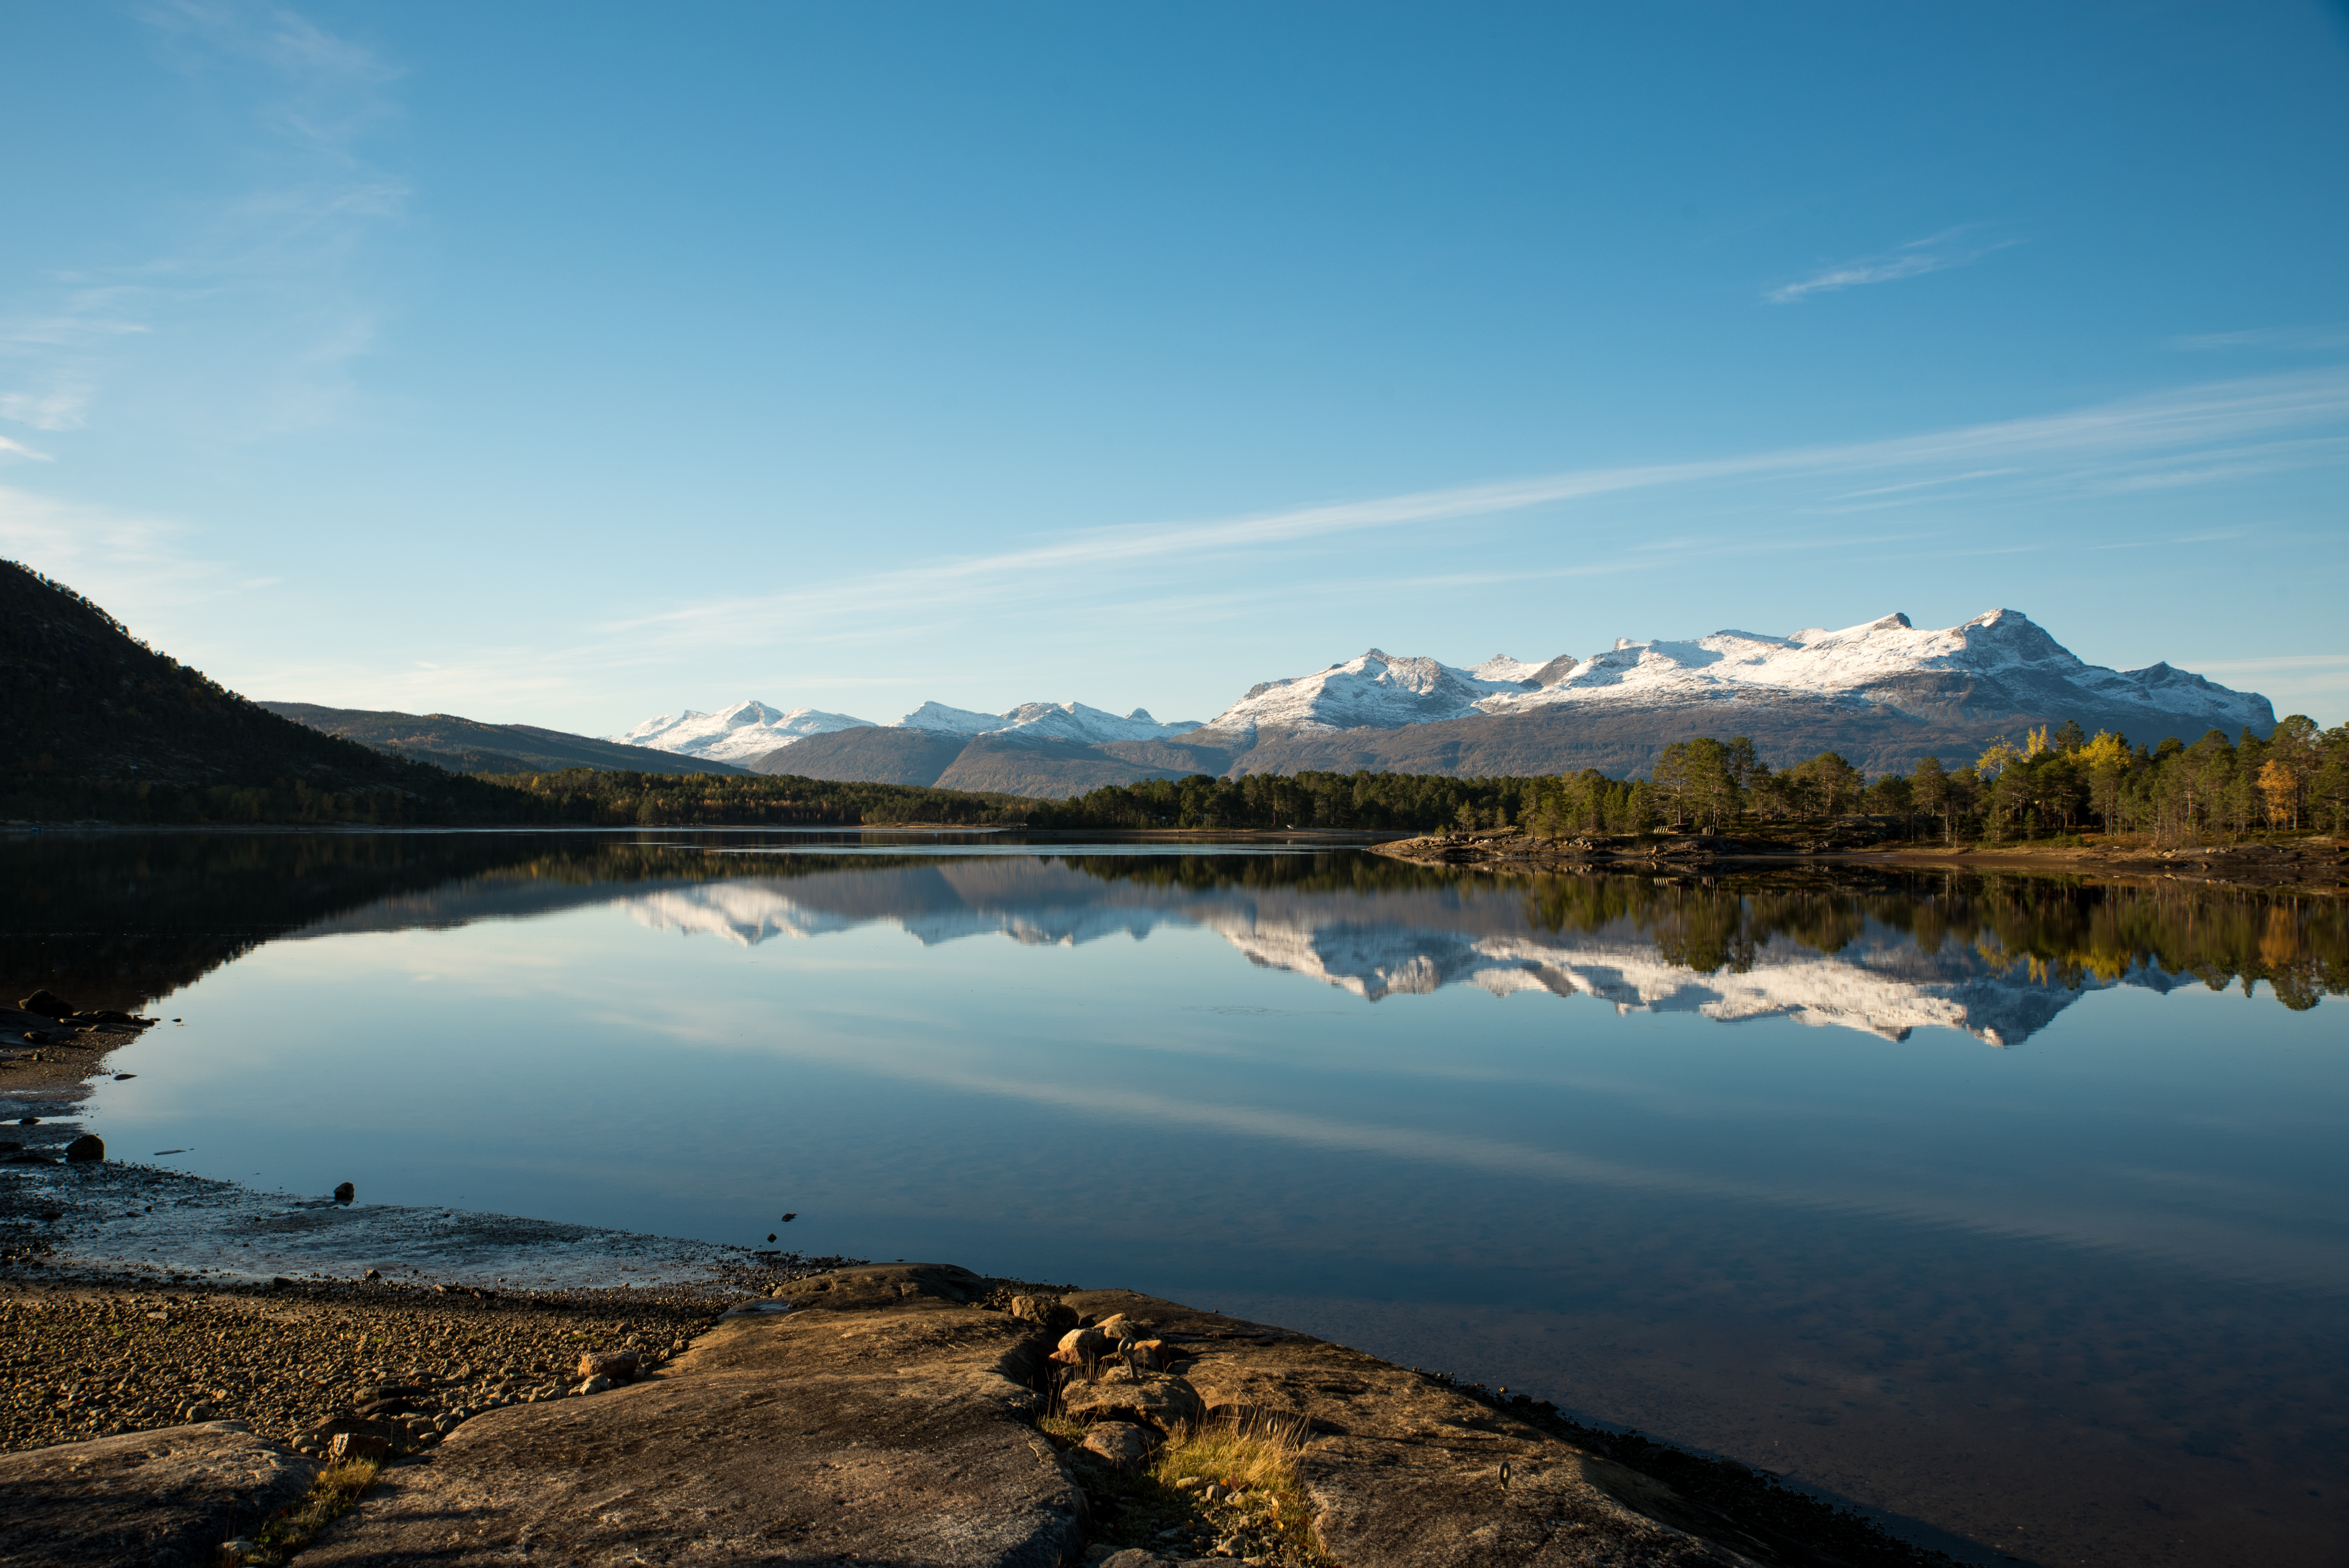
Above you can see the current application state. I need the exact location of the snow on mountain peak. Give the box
[1202,647,1535,735]
[894,699,1203,745]
[1200,609,2270,738]
[609,700,878,762]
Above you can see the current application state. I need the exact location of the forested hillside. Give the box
[262,702,744,777]
[0,562,539,824]
[478,768,1033,826]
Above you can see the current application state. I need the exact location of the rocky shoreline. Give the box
[1,986,1959,1567]
[1372,827,2349,894]
[1,1252,1959,1568]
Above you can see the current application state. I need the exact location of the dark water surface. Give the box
[5,829,2345,1568]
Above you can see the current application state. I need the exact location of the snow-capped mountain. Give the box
[608,700,877,763]
[1205,649,1535,738]
[1201,610,2272,739]
[895,700,1203,745]
[611,609,2275,795]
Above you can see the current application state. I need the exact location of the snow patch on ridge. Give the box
[609,700,877,762]
[893,700,1203,745]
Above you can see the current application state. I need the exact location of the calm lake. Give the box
[6,829,2345,1568]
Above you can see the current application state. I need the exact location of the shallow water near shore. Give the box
[5,829,2345,1568]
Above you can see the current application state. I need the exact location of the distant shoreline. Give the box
[1372,828,2349,894]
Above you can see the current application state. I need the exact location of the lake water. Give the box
[5,829,2345,1568]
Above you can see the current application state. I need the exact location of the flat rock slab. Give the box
[0,1420,317,1568]
[304,1263,1085,1567]
[1061,1290,1759,1567]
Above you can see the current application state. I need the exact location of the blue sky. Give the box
[4,1,2346,732]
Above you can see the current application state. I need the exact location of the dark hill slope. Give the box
[0,561,531,823]
[751,728,1193,798]
[747,727,971,786]
[932,734,1191,798]
[260,702,742,777]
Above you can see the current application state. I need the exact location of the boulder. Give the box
[1058,1370,1202,1433]
[16,990,73,1019]
[1009,1294,1078,1331]
[0,1420,317,1567]
[1079,1421,1158,1465]
[1052,1326,1109,1365]
[64,1134,104,1164]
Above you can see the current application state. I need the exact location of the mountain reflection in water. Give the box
[193,840,2335,1048]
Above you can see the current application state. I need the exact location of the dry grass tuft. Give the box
[1146,1411,1329,1565]
[1151,1409,1313,1495]
[232,1456,381,1566]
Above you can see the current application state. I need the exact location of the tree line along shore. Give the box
[13,717,2349,845]
[1027,719,2349,843]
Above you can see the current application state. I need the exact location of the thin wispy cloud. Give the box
[2189,652,2349,674]
[1766,227,2017,304]
[0,437,53,463]
[608,368,2349,652]
[2170,323,2349,353]
[0,4,406,447]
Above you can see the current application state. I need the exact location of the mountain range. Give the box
[606,609,2276,797]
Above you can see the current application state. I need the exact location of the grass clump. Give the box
[1150,1413,1325,1564]
[229,1457,381,1566]
[1037,1408,1331,1567]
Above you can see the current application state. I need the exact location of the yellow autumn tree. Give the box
[1975,739,2023,779]
[2259,757,2299,829]
[2076,731,2130,770]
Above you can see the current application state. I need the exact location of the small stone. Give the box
[574,1375,614,1396]
[576,1350,639,1384]
[64,1133,104,1163]
[328,1431,394,1463]
[333,1182,355,1204]
[1203,1482,1232,1501]
[221,1539,259,1564]
[363,1268,381,1281]
[17,990,73,1019]
[1052,1326,1108,1365]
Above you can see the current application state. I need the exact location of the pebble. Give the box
[0,1279,716,1456]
